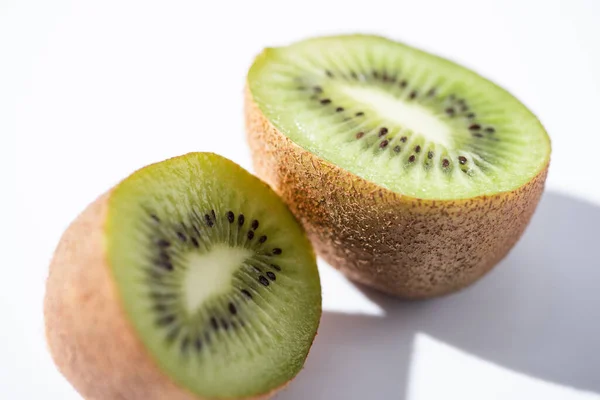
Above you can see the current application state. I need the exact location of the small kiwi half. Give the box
[246,34,550,298]
[44,153,321,400]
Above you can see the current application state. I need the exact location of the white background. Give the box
[3,0,600,399]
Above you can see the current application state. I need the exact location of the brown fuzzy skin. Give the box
[245,89,549,299]
[44,191,279,400]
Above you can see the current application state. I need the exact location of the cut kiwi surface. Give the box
[246,35,550,298]
[44,153,321,400]
[248,34,550,200]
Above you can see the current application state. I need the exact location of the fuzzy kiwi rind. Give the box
[44,152,321,400]
[245,39,550,298]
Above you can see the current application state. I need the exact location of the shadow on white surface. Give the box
[277,191,600,399]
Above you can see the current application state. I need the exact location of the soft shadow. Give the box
[277,192,600,399]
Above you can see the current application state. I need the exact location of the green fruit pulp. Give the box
[105,153,321,399]
[248,35,551,200]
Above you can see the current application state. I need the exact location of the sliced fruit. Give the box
[44,153,321,399]
[246,35,550,298]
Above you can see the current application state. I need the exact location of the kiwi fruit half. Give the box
[245,34,550,298]
[44,153,321,400]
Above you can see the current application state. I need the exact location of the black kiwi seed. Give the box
[313,86,323,93]
[157,315,176,327]
[408,155,416,163]
[211,209,216,219]
[192,223,201,237]
[427,88,436,97]
[428,151,434,159]
[158,251,170,261]
[473,133,483,138]
[445,107,455,115]
[177,232,186,241]
[238,214,245,226]
[467,113,476,119]
[151,214,160,223]
[459,156,468,165]
[154,304,168,312]
[442,159,450,168]
[400,136,408,143]
[400,80,408,88]
[320,99,331,105]
[259,276,270,286]
[378,127,388,137]
[356,132,365,139]
[157,260,174,271]
[469,124,481,131]
[147,269,164,280]
[336,107,344,112]
[229,303,237,315]
[251,220,259,230]
[166,327,180,343]
[461,105,469,112]
[350,71,358,79]
[211,317,219,330]
[150,292,176,301]
[415,145,421,153]
[409,90,417,99]
[157,239,170,248]
[204,214,214,227]
[191,237,199,248]
[247,231,254,240]
[226,211,234,223]
[194,338,202,351]
[221,319,229,330]
[379,140,389,149]
[394,146,401,153]
[241,289,252,299]
[259,235,267,243]
[252,265,262,273]
[266,271,276,281]
[271,263,281,271]
[181,336,190,353]
[355,111,364,117]
[325,70,333,78]
[272,248,282,255]
[485,127,495,133]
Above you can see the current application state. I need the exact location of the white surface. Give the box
[3,0,600,399]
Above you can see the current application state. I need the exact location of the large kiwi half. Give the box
[245,34,550,298]
[44,153,321,399]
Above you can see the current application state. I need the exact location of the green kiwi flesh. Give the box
[106,153,321,398]
[248,35,551,199]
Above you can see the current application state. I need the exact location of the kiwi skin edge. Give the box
[245,87,550,299]
[44,156,292,400]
